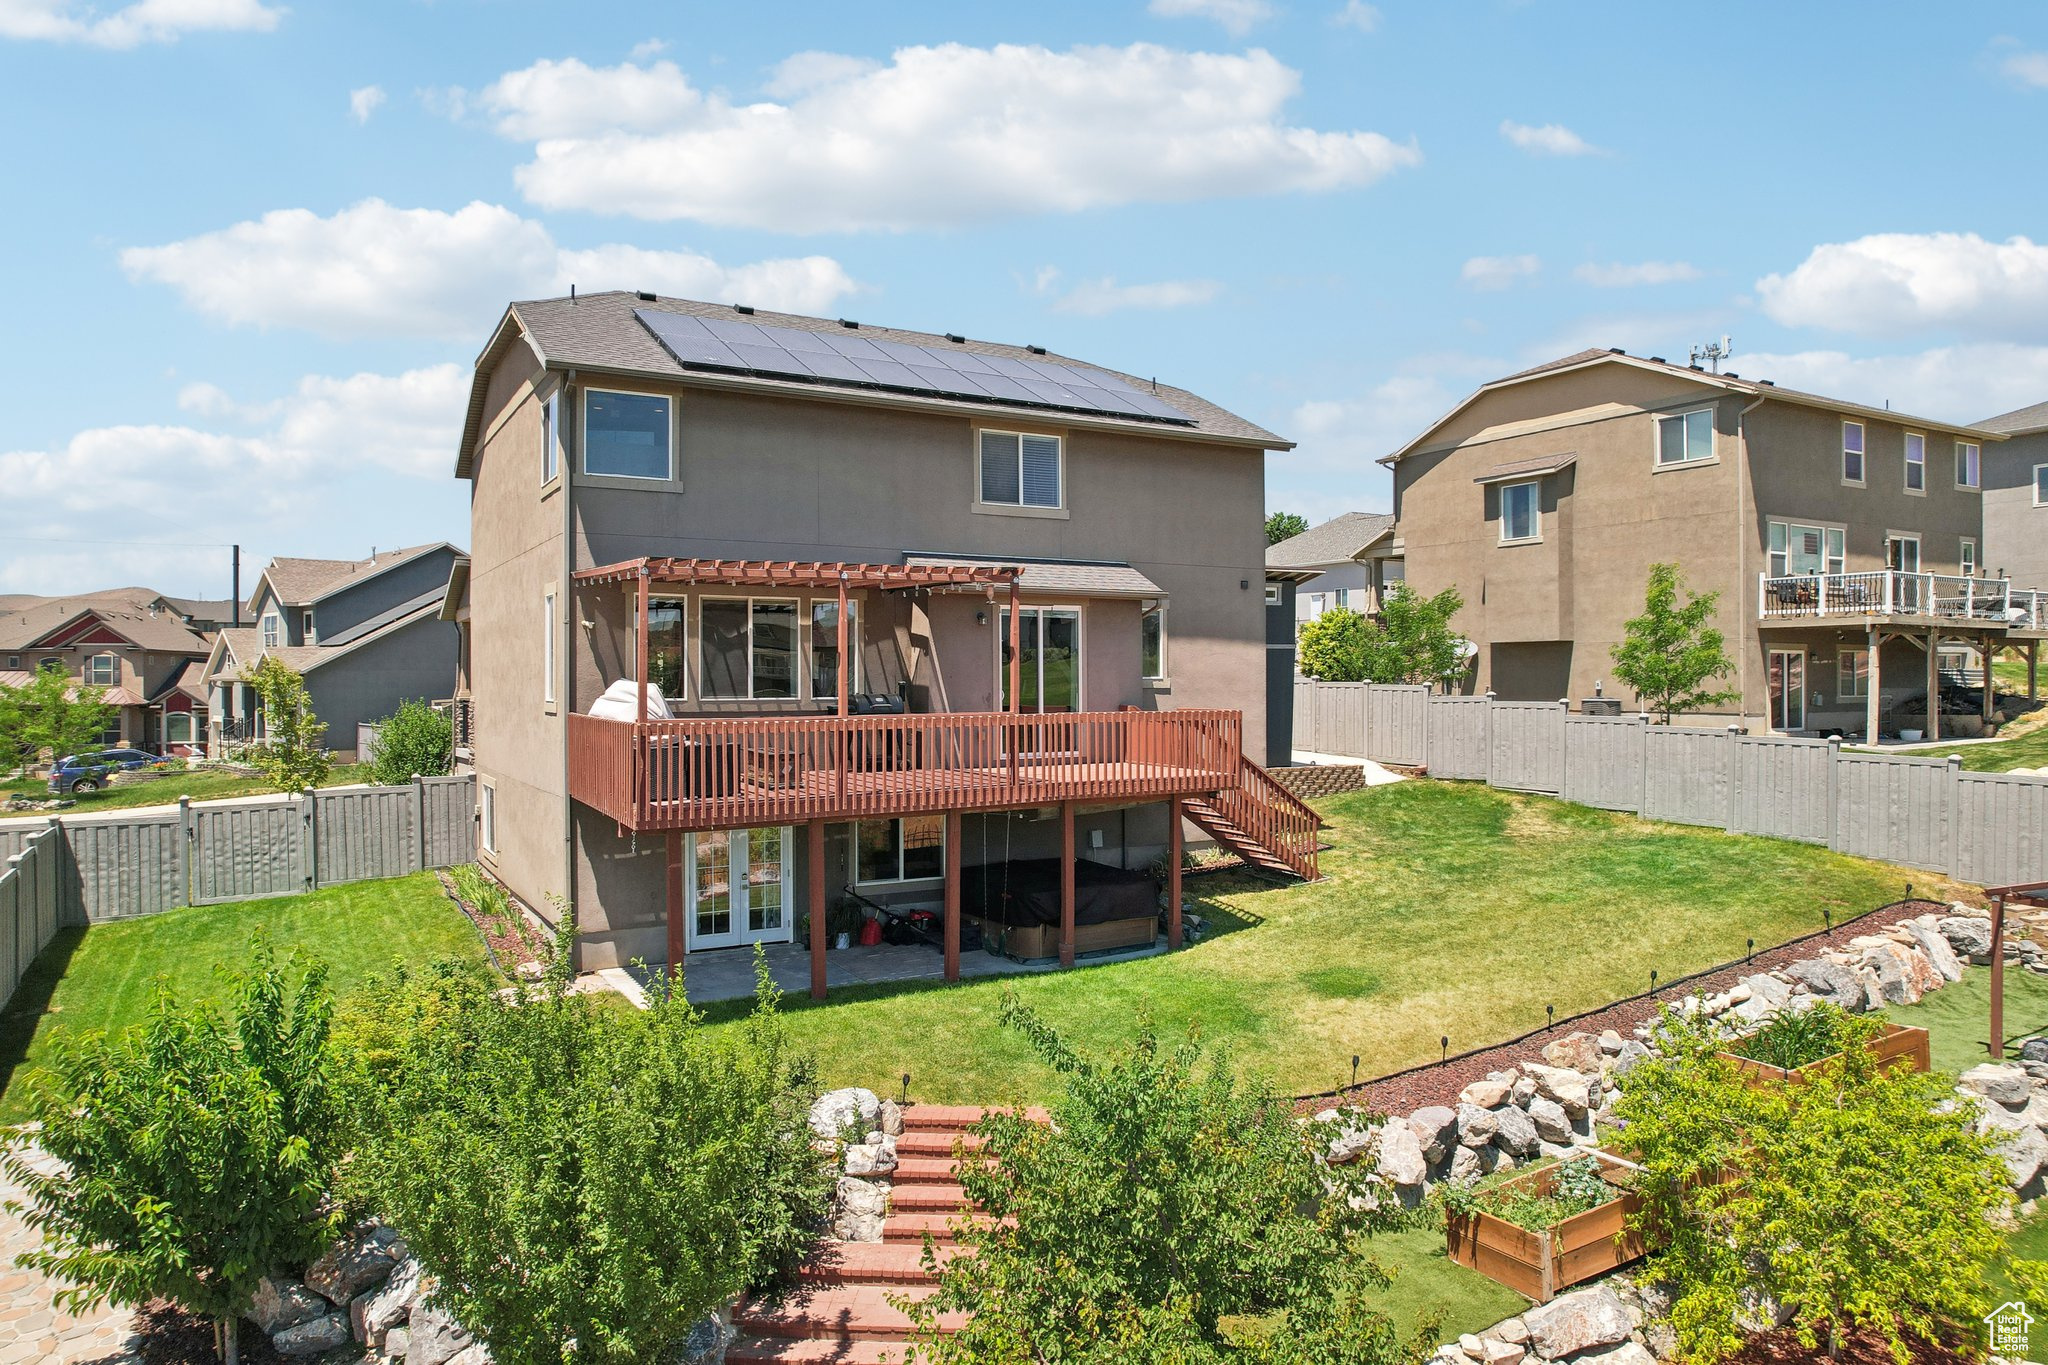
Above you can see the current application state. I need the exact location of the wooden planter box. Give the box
[1445,1152,1648,1303]
[1722,1023,1930,1088]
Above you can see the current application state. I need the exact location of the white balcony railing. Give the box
[1758,571,2047,627]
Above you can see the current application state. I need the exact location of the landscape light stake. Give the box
[1546,1004,1555,1031]
[1440,1035,1449,1066]
[900,1073,911,1106]
[1824,907,1833,932]
[1649,969,1659,995]
[1351,1055,1359,1089]
[1747,936,1755,964]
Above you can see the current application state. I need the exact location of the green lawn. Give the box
[1956,723,2048,774]
[0,870,488,1121]
[1,763,367,816]
[703,780,1969,1104]
[1884,967,2048,1073]
[1372,1222,1529,1341]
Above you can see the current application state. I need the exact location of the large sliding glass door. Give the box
[1768,650,1806,733]
[998,607,1081,712]
[686,826,793,951]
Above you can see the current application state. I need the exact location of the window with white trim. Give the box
[85,653,117,686]
[1334,588,1350,610]
[165,712,195,744]
[1842,421,1865,484]
[302,610,315,643]
[262,613,280,648]
[542,591,556,705]
[480,782,496,854]
[1655,409,1715,466]
[648,598,685,700]
[856,815,945,883]
[809,599,859,699]
[1263,584,1282,606]
[1904,432,1926,492]
[1838,648,1869,699]
[1141,602,1165,680]
[977,431,1062,509]
[583,389,673,481]
[700,598,798,699]
[1961,538,1978,577]
[541,390,561,483]
[1956,440,1980,490]
[1768,521,1845,577]
[1499,481,1540,542]
[2037,464,2048,507]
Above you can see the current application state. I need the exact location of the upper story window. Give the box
[1141,602,1165,680]
[648,599,685,699]
[1841,421,1865,485]
[1655,408,1714,466]
[85,653,117,686]
[1263,584,1282,606]
[1499,480,1540,543]
[1904,432,1926,493]
[978,431,1062,509]
[541,390,561,484]
[542,590,556,706]
[1955,440,1980,490]
[261,612,280,648]
[1961,537,1978,577]
[2036,464,2048,507]
[302,610,316,643]
[700,598,797,700]
[584,389,673,481]
[1768,520,1845,577]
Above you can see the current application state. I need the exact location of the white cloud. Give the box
[474,43,1420,232]
[1757,232,2048,340]
[1049,277,1223,316]
[1331,0,1379,30]
[1461,254,1540,290]
[1732,344,2048,428]
[629,37,667,61]
[1147,0,1275,37]
[1499,119,1602,157]
[1266,372,1467,512]
[2001,50,2048,87]
[0,0,281,47]
[120,199,861,340]
[1573,260,1701,288]
[348,84,385,124]
[762,50,881,98]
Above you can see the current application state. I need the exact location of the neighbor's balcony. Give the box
[1758,571,2048,630]
[568,708,1243,832]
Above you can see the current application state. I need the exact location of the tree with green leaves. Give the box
[367,698,453,786]
[1296,585,1467,689]
[0,661,116,772]
[1610,563,1738,722]
[339,951,829,1365]
[240,656,330,792]
[3,939,340,1365]
[1265,511,1310,546]
[903,996,1432,1364]
[1615,1007,2009,1365]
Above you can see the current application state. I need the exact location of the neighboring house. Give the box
[202,544,464,757]
[456,289,1311,990]
[0,589,216,753]
[1265,512,1401,625]
[1980,400,2048,596]
[1263,569,1317,763]
[1386,348,2040,738]
[439,554,474,769]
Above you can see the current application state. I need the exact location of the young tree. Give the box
[904,996,1431,1363]
[1616,1008,2009,1365]
[366,698,453,786]
[0,662,116,771]
[241,657,330,792]
[1296,607,1373,682]
[4,940,340,1365]
[1295,586,1467,688]
[1610,563,1739,722]
[1265,511,1310,546]
[341,952,830,1365]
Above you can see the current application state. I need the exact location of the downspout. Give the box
[560,368,579,972]
[1737,395,1767,731]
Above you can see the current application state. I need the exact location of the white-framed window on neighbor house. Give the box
[302,610,316,643]
[977,430,1062,510]
[582,388,674,481]
[541,389,561,484]
[2036,464,2048,507]
[1656,408,1715,466]
[699,598,798,699]
[1263,583,1282,606]
[1141,601,1166,680]
[1956,440,1980,490]
[1904,432,1926,493]
[1499,480,1540,543]
[1842,421,1866,485]
[480,781,497,855]
[262,612,280,648]
[165,712,195,745]
[39,656,60,672]
[1961,538,1978,577]
[1768,521,1846,577]
[1839,648,1870,699]
[85,653,117,686]
[856,815,945,884]
[542,590,556,705]
[1333,588,1350,610]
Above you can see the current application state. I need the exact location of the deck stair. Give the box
[1183,757,1324,880]
[729,1105,1040,1364]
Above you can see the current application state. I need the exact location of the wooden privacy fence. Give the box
[1292,680,2048,886]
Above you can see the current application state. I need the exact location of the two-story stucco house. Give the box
[454,290,1317,995]
[0,588,216,753]
[203,543,464,756]
[1265,512,1402,628]
[1981,400,2048,602]
[1386,348,2042,738]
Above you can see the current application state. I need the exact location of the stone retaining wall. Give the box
[1268,764,1368,800]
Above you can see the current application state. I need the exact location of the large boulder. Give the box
[1408,1105,1459,1163]
[810,1087,882,1142]
[1520,1064,1591,1115]
[408,1299,478,1365]
[1905,923,1964,982]
[1448,1143,1496,1183]
[1372,1119,1429,1192]
[1992,1125,2048,1191]
[843,1142,898,1177]
[1939,915,1996,963]
[272,1313,351,1356]
[877,1098,905,1137]
[1859,943,1924,1006]
[832,1175,889,1242]
[1582,1344,1657,1365]
[1541,1032,1604,1074]
[1460,1078,1512,1109]
[304,1224,400,1307]
[1526,1096,1572,1144]
[1456,1103,1499,1148]
[1523,1286,1633,1360]
[356,1258,420,1349]
[1959,1064,2032,1108]
[250,1276,329,1336]
[1783,958,1862,1007]
[445,1347,492,1365]
[1492,1104,1540,1159]
[1729,974,1794,1025]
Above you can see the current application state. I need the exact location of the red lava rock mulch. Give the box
[130,1302,293,1365]
[437,868,549,977]
[1723,1325,1976,1365]
[1301,900,1956,1117]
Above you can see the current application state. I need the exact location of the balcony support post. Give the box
[1984,632,1997,728]
[1008,578,1023,790]
[664,831,685,979]
[1865,628,1881,745]
[1925,628,1941,743]
[636,570,650,821]
[1059,800,1076,968]
[809,820,827,1001]
[836,576,850,718]
[943,810,961,982]
[2031,641,2040,701]
[1166,798,1183,952]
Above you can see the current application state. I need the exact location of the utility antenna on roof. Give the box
[1688,336,1733,373]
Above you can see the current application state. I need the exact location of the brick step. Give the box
[797,1240,956,1286]
[888,1183,970,1213]
[894,1131,982,1157]
[734,1285,965,1342]
[728,1338,912,1364]
[899,1104,1048,1131]
[883,1212,1011,1244]
[889,1157,963,1185]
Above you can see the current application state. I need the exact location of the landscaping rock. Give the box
[1328,1121,1376,1166]
[1492,1318,1532,1346]
[1597,1030,1624,1055]
[1374,1119,1429,1192]
[1906,923,1964,982]
[1859,944,1923,1006]
[809,1087,881,1142]
[444,1346,492,1365]
[304,1223,399,1307]
[357,1258,420,1348]
[1520,1064,1591,1115]
[1940,915,1996,963]
[843,1142,898,1177]
[1960,1064,2032,1108]
[681,1313,728,1365]
[1610,1040,1653,1076]
[272,1312,351,1356]
[832,1175,889,1242]
[1511,1076,1538,1107]
[1448,1144,1495,1182]
[1527,1096,1572,1144]
[1460,1078,1512,1109]
[1479,1340,1525,1365]
[1408,1105,1458,1162]
[1580,1342,1656,1365]
[251,1276,329,1336]
[878,1098,905,1137]
[1524,1286,1633,1360]
[2022,1037,2048,1063]
[408,1299,477,1365]
[1541,1032,1604,1073]
[383,1326,410,1361]
[1492,1104,1540,1159]
[1783,957,1861,1006]
[1456,1104,1500,1148]
[1729,973,1793,1024]
[1993,1125,2048,1191]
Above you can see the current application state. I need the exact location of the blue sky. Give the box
[5,0,2048,598]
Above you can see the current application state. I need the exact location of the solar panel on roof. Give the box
[632,308,1195,425]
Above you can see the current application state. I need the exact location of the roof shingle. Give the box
[1265,513,1395,568]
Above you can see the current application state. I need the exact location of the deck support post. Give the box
[1865,628,1881,744]
[809,821,827,1001]
[1166,798,1183,951]
[635,569,651,815]
[1992,893,2008,1061]
[664,831,685,981]
[1007,579,1022,714]
[1059,801,1076,968]
[943,810,961,982]
[836,577,850,718]
[1925,628,1941,743]
[1984,633,1998,727]
[2032,641,2040,701]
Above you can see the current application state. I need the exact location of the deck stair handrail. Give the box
[1182,756,1322,881]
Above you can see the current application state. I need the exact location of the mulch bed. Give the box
[1297,899,1958,1117]
[436,869,549,978]
[1723,1325,1976,1365]
[130,1302,299,1365]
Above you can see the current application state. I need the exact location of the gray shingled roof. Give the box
[456,291,1288,477]
[1265,512,1395,569]
[1980,400,2048,436]
[253,543,453,609]
[0,595,212,654]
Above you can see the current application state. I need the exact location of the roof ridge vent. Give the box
[945,333,965,343]
[1607,347,1626,355]
[838,318,859,329]
[1759,379,1776,387]
[1027,345,1047,355]
[1648,355,1667,365]
[636,291,657,302]
[733,303,755,315]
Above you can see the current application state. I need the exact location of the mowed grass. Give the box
[1,764,367,817]
[0,871,489,1122]
[701,780,1970,1104]
[1885,966,2048,1074]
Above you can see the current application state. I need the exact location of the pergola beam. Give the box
[575,556,1021,591]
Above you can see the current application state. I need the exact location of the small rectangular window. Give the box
[2036,464,2048,507]
[262,613,280,648]
[810,599,859,699]
[1263,584,1282,606]
[1956,441,1980,490]
[86,654,117,686]
[856,815,945,883]
[1655,409,1715,465]
[977,431,1062,509]
[583,389,672,480]
[1842,421,1865,484]
[542,390,561,483]
[1141,603,1165,680]
[1961,538,1978,577]
[648,599,685,700]
[1500,481,1539,542]
[1334,588,1350,610]
[480,782,497,854]
[542,592,556,704]
[1904,432,1926,492]
[302,610,315,643]
[1838,649,1869,699]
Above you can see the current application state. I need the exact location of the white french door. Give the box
[1768,650,1806,732]
[997,607,1082,712]
[687,826,794,951]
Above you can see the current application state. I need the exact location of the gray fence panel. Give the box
[1292,681,1315,752]
[1954,772,2048,887]
[1641,726,1732,827]
[67,817,184,921]
[1730,737,1833,844]
[315,786,418,886]
[1489,702,1566,794]
[0,825,33,863]
[423,776,477,868]
[1427,697,1491,780]
[1305,682,1368,758]
[1364,686,1429,767]
[1832,754,1955,873]
[191,801,304,905]
[0,863,19,1010]
[1562,716,1646,812]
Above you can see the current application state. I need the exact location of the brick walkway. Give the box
[0,1146,142,1365]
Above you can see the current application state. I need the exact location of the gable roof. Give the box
[0,595,212,654]
[1382,348,2008,467]
[1265,512,1396,569]
[1979,400,2048,437]
[455,291,1289,478]
[249,542,460,611]
[205,598,447,686]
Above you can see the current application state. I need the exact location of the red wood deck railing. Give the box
[1210,756,1323,881]
[567,709,1245,831]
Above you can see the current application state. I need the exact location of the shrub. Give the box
[241,657,329,793]
[368,699,454,786]
[1726,1000,1878,1072]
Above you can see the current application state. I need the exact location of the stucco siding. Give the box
[1986,430,2048,589]
[304,616,460,752]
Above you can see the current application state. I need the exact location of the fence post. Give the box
[414,774,429,872]
[177,796,193,908]
[1725,725,1742,832]
[302,788,318,891]
[1635,714,1650,815]
[1483,692,1497,787]
[1824,737,1840,852]
[1947,754,1963,878]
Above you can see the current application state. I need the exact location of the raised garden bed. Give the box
[1444,1151,1648,1302]
[1722,1023,1929,1088]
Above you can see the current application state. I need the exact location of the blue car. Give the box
[47,748,163,795]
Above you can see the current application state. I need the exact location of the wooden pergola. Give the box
[1986,881,2048,1060]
